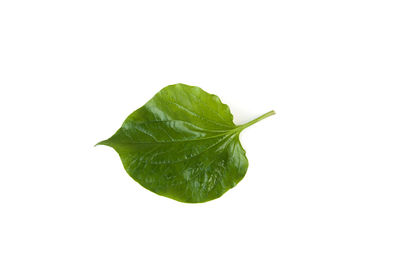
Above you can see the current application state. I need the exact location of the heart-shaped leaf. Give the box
[97,84,275,203]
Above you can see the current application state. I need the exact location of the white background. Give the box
[1,1,399,265]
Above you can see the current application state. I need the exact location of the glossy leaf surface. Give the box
[97,84,275,203]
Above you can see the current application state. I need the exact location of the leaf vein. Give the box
[161,98,233,129]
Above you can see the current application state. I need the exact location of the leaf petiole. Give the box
[237,110,276,131]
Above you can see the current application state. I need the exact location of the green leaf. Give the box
[97,84,275,203]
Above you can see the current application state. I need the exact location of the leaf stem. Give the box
[237,110,276,131]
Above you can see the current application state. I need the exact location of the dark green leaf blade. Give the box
[97,83,275,203]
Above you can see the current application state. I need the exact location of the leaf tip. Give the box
[95,140,109,147]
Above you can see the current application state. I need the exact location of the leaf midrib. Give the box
[121,126,241,145]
